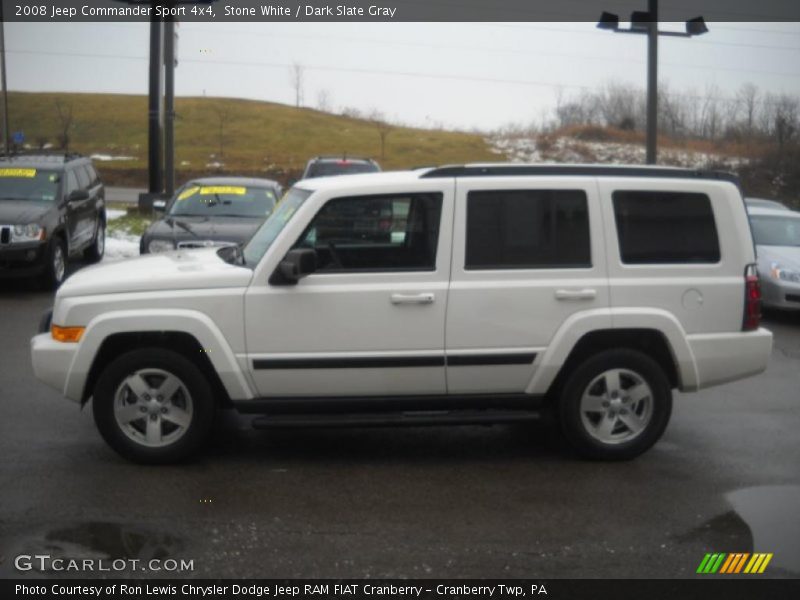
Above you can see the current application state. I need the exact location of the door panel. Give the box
[244,184,454,398]
[446,178,609,394]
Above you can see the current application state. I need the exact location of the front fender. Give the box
[64,309,255,402]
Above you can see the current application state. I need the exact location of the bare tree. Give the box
[316,88,332,112]
[211,106,232,158]
[289,62,305,108]
[54,99,74,150]
[369,110,393,161]
[737,83,760,134]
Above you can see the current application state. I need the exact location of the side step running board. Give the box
[251,409,541,429]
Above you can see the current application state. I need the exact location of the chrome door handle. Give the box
[390,293,435,305]
[555,288,597,301]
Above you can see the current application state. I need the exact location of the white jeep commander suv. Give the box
[31,164,772,463]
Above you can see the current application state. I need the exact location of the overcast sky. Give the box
[4,21,800,130]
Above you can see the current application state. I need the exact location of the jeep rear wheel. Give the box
[92,348,214,463]
[558,349,672,460]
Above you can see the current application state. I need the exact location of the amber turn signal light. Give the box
[51,325,85,343]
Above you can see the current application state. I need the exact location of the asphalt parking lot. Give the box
[1,265,799,579]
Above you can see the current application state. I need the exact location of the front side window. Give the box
[466,189,591,269]
[294,193,443,272]
[613,191,720,264]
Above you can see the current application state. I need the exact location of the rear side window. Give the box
[466,189,591,269]
[612,191,720,264]
[294,193,442,272]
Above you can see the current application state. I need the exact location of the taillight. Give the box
[743,264,761,331]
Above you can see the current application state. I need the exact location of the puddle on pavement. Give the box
[677,485,800,576]
[1,521,184,576]
[725,485,800,575]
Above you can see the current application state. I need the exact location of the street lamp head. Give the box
[596,12,619,30]
[686,17,709,36]
[630,11,652,31]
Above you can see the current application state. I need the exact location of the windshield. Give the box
[243,187,312,267]
[305,161,379,178]
[750,215,800,247]
[0,168,60,202]
[169,184,278,217]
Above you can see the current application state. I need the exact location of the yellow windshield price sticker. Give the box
[0,168,37,178]
[177,186,200,201]
[199,186,246,196]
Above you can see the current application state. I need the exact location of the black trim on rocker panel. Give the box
[252,353,536,370]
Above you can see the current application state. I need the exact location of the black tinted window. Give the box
[612,191,720,264]
[86,164,99,185]
[466,189,591,269]
[295,193,442,272]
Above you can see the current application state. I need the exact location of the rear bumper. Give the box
[686,327,772,390]
[30,333,80,402]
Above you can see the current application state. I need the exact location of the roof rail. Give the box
[0,150,85,162]
[420,164,740,184]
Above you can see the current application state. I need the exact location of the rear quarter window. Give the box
[612,191,720,264]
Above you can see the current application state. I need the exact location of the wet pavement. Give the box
[1,272,799,579]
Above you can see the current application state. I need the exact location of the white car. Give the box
[748,206,800,310]
[31,164,773,463]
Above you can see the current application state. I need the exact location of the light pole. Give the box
[597,2,708,164]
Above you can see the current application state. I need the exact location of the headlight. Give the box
[147,239,175,253]
[770,262,800,283]
[11,223,44,242]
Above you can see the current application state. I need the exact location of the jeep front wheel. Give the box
[92,348,215,463]
[558,349,672,461]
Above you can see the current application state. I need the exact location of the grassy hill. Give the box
[5,92,497,186]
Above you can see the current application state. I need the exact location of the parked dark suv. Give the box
[301,156,381,179]
[0,153,105,289]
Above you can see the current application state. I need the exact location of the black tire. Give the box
[83,219,105,263]
[39,236,67,290]
[92,348,215,464]
[558,349,672,461]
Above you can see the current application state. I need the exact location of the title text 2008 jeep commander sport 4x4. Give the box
[31,164,772,463]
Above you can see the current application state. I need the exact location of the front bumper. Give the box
[30,332,80,402]
[760,277,800,310]
[0,242,47,278]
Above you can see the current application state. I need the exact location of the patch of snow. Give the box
[103,231,140,263]
[90,154,136,162]
[106,209,126,221]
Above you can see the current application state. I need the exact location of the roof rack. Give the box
[420,164,740,184]
[0,150,85,162]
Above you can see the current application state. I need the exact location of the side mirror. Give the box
[271,248,317,285]
[67,189,90,203]
[153,199,167,212]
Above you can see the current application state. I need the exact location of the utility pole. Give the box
[146,18,164,196]
[0,2,10,154]
[646,0,658,164]
[164,18,176,196]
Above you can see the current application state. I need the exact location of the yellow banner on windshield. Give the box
[177,186,199,201]
[0,168,36,178]
[199,186,246,196]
